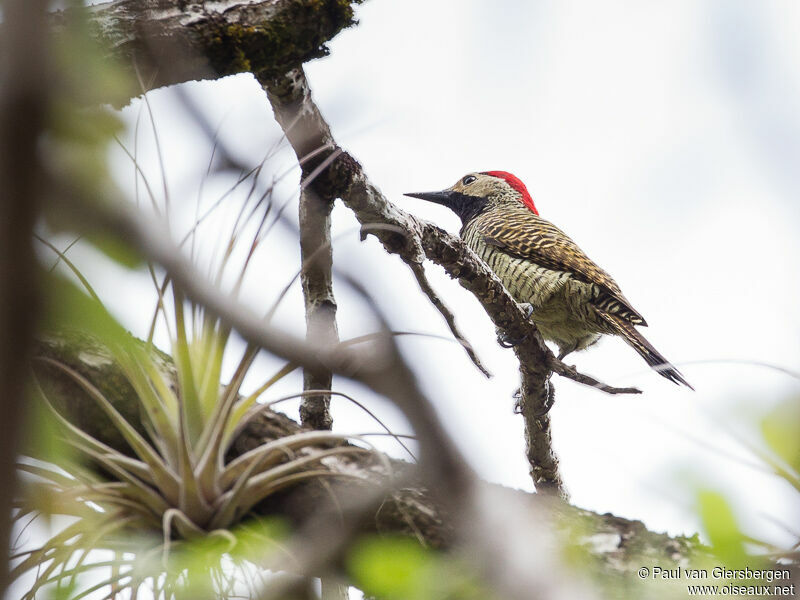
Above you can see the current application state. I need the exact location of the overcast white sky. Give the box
[69,0,800,549]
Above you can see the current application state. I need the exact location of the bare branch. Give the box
[55,0,363,106]
[549,358,643,395]
[299,187,338,430]
[517,374,565,496]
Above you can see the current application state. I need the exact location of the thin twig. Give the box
[408,261,491,378]
[548,357,642,395]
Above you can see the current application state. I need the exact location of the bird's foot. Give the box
[498,331,527,348]
[497,304,535,348]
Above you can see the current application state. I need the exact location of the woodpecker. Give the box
[405,171,692,389]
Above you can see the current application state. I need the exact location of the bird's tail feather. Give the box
[597,311,693,390]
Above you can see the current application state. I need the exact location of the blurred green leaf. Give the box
[760,399,800,475]
[45,578,78,600]
[46,101,123,197]
[230,516,290,560]
[49,101,124,148]
[697,490,747,568]
[21,386,73,466]
[85,232,143,269]
[349,537,485,600]
[349,537,432,600]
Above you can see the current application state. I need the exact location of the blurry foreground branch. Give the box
[0,0,49,594]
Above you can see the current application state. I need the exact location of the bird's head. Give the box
[404,171,538,223]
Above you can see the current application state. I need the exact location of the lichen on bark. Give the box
[62,0,363,105]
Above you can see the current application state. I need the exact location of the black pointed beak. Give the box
[403,190,455,207]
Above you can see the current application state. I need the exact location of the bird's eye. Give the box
[462,175,477,185]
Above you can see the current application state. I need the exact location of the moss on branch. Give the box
[58,0,363,105]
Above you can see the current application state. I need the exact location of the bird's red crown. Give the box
[482,171,538,215]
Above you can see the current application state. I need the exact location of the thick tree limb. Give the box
[54,0,363,106]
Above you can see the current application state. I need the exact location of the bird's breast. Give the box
[462,222,598,333]
[464,224,567,309]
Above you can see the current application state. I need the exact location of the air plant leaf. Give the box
[21,331,386,600]
[36,357,181,502]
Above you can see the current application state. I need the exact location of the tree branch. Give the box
[299,187,338,430]
[259,67,641,497]
[53,0,363,106]
[407,261,492,378]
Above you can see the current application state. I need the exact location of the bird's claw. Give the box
[497,304,535,348]
[520,302,535,319]
[498,332,527,348]
[512,387,522,413]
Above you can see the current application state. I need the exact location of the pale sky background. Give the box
[63,0,800,552]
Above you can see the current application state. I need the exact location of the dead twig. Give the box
[407,261,491,378]
[549,357,642,395]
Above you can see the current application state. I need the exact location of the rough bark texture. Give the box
[53,0,362,106]
[299,187,338,430]
[261,65,340,429]
[31,332,702,574]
